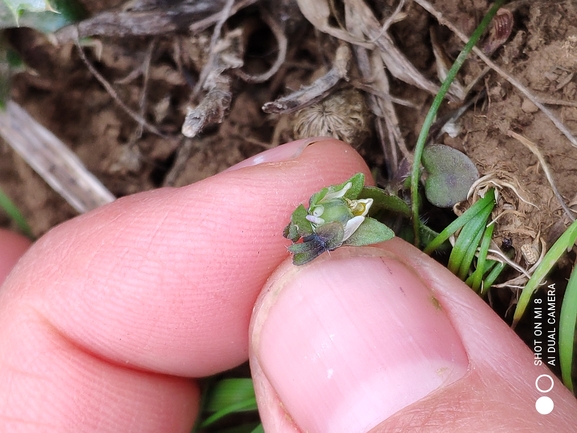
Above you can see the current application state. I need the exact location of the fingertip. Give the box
[3,138,373,378]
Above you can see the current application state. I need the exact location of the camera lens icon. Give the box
[535,374,555,415]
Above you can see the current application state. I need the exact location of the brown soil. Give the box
[1,2,577,312]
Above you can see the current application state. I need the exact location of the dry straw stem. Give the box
[0,101,115,213]
[507,130,575,222]
[346,8,409,175]
[192,0,236,99]
[342,0,440,95]
[163,137,195,187]
[182,26,246,137]
[117,37,157,143]
[234,8,288,83]
[181,85,233,138]
[55,0,259,41]
[296,0,441,95]
[414,0,577,149]
[74,37,164,137]
[262,43,352,115]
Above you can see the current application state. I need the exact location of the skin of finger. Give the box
[250,239,577,432]
[0,140,371,432]
[0,228,31,285]
[0,307,199,432]
[369,238,577,432]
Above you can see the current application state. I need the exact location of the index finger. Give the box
[1,138,371,378]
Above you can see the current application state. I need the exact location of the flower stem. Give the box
[411,0,506,245]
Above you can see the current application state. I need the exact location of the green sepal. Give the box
[343,217,394,247]
[343,173,365,199]
[283,204,312,241]
[0,0,88,32]
[308,173,365,207]
[359,186,411,217]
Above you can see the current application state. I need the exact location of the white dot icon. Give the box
[535,396,554,415]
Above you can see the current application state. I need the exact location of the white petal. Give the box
[348,198,373,217]
[342,216,365,242]
[306,215,325,225]
[323,182,352,202]
[311,205,324,217]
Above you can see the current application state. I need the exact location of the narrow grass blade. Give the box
[424,188,495,255]
[468,222,495,292]
[481,260,507,296]
[203,378,257,413]
[448,215,482,275]
[200,378,258,428]
[513,219,577,326]
[0,186,32,238]
[449,201,493,280]
[200,398,258,428]
[560,262,577,393]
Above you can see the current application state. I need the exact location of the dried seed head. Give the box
[520,242,540,266]
[292,88,371,145]
[482,8,514,55]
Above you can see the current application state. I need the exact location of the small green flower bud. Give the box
[284,173,395,265]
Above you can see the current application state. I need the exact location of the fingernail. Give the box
[224,137,332,172]
[253,250,469,433]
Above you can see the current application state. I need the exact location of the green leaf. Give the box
[448,199,493,279]
[201,378,258,428]
[309,173,365,207]
[201,398,258,427]
[203,378,256,413]
[343,173,365,199]
[422,145,479,208]
[468,222,495,293]
[0,185,32,238]
[343,217,394,247]
[359,186,411,217]
[0,0,87,32]
[480,260,507,296]
[560,262,577,393]
[514,218,577,326]
[283,204,312,241]
[424,188,495,255]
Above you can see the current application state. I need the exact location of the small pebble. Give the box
[521,99,539,113]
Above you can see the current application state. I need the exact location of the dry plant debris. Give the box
[2,0,577,301]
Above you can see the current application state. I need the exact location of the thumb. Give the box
[249,238,577,432]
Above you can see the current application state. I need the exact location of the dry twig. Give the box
[55,0,259,41]
[235,8,288,83]
[507,130,575,222]
[181,86,233,137]
[0,101,115,213]
[262,43,352,114]
[192,0,236,99]
[296,0,442,96]
[181,27,244,137]
[74,37,165,137]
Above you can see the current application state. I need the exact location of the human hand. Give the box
[0,138,575,432]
